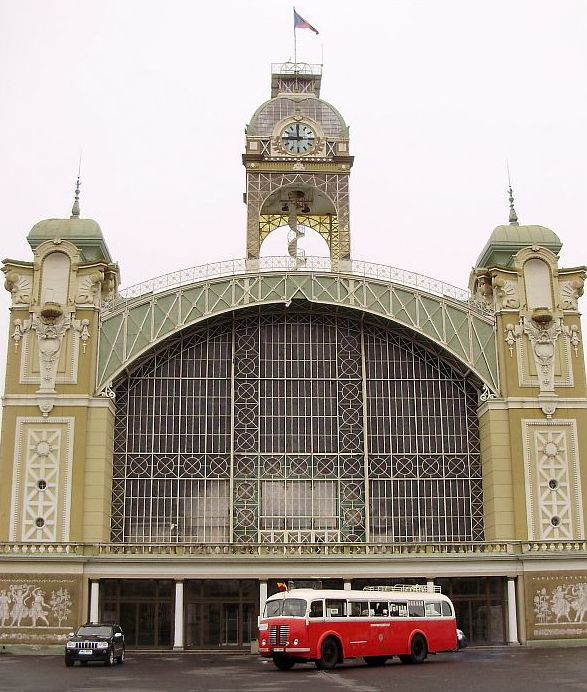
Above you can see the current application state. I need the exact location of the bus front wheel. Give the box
[400,634,428,664]
[315,637,340,670]
[272,654,296,670]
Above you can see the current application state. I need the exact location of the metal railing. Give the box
[102,256,490,316]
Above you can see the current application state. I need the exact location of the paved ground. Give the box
[1,646,587,692]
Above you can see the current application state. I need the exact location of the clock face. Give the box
[281,123,316,155]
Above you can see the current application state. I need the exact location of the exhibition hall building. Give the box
[1,61,586,651]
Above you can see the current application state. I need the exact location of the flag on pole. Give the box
[294,8,319,34]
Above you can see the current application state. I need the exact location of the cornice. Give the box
[2,394,116,411]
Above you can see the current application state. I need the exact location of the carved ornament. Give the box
[560,279,584,311]
[493,276,520,310]
[75,271,103,306]
[4,271,32,306]
[505,316,582,405]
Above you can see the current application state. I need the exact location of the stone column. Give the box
[259,580,268,617]
[344,581,352,591]
[89,580,100,623]
[173,580,184,650]
[426,579,435,593]
[507,577,519,645]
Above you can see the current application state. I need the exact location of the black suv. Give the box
[65,623,125,666]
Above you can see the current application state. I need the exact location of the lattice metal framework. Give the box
[97,271,498,393]
[246,173,350,262]
[248,98,346,138]
[110,307,483,544]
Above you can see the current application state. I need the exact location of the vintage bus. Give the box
[258,585,459,670]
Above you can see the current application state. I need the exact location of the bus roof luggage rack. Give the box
[363,584,442,593]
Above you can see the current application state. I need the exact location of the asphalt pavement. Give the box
[1,646,586,692]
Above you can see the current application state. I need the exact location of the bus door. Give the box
[388,600,409,653]
[368,600,391,653]
[348,601,371,656]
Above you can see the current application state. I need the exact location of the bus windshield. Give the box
[264,598,307,617]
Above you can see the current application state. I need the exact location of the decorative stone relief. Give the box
[11,318,24,351]
[528,574,587,640]
[493,277,520,310]
[0,574,81,644]
[474,274,494,308]
[32,315,69,393]
[4,271,33,305]
[14,311,90,401]
[75,270,103,306]
[560,278,584,311]
[505,317,581,401]
[523,420,584,542]
[10,418,74,543]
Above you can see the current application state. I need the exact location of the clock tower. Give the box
[243,62,354,267]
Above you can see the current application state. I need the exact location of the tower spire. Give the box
[71,152,82,219]
[506,162,518,226]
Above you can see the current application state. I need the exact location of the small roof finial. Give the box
[506,161,519,226]
[70,176,81,218]
[71,151,82,219]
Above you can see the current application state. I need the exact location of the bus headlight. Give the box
[293,639,299,646]
[258,623,268,631]
[261,639,266,646]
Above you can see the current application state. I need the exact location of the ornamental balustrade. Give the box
[2,540,586,558]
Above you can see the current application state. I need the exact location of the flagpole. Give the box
[293,6,297,66]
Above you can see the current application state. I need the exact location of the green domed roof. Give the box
[27,217,112,263]
[475,224,562,268]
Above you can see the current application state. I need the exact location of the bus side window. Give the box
[441,601,453,617]
[325,599,347,617]
[389,601,408,617]
[310,600,324,618]
[424,601,442,617]
[369,601,388,617]
[408,600,425,618]
[350,601,369,617]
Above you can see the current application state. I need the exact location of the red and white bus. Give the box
[258,585,459,670]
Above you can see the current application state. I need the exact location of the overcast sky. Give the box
[0,0,586,409]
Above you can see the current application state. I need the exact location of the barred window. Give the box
[111,308,483,544]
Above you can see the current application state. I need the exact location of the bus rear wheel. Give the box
[272,654,296,670]
[364,656,388,666]
[400,634,428,664]
[315,637,340,670]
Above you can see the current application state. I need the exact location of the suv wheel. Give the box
[105,649,115,666]
[117,648,125,664]
[65,657,74,667]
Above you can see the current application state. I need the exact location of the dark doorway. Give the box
[100,579,173,648]
[185,580,257,650]
[437,576,506,645]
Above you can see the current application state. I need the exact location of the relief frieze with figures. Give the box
[0,574,81,644]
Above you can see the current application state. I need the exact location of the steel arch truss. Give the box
[97,272,498,394]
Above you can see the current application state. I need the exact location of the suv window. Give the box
[76,625,114,637]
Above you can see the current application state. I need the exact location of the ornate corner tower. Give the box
[470,196,587,543]
[243,62,354,268]
[0,188,120,543]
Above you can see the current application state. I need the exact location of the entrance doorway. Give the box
[437,577,506,645]
[100,579,173,648]
[185,580,257,650]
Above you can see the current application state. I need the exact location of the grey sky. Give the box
[0,0,586,411]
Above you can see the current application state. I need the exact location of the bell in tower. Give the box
[243,62,354,269]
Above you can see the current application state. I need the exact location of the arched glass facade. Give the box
[111,306,483,544]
